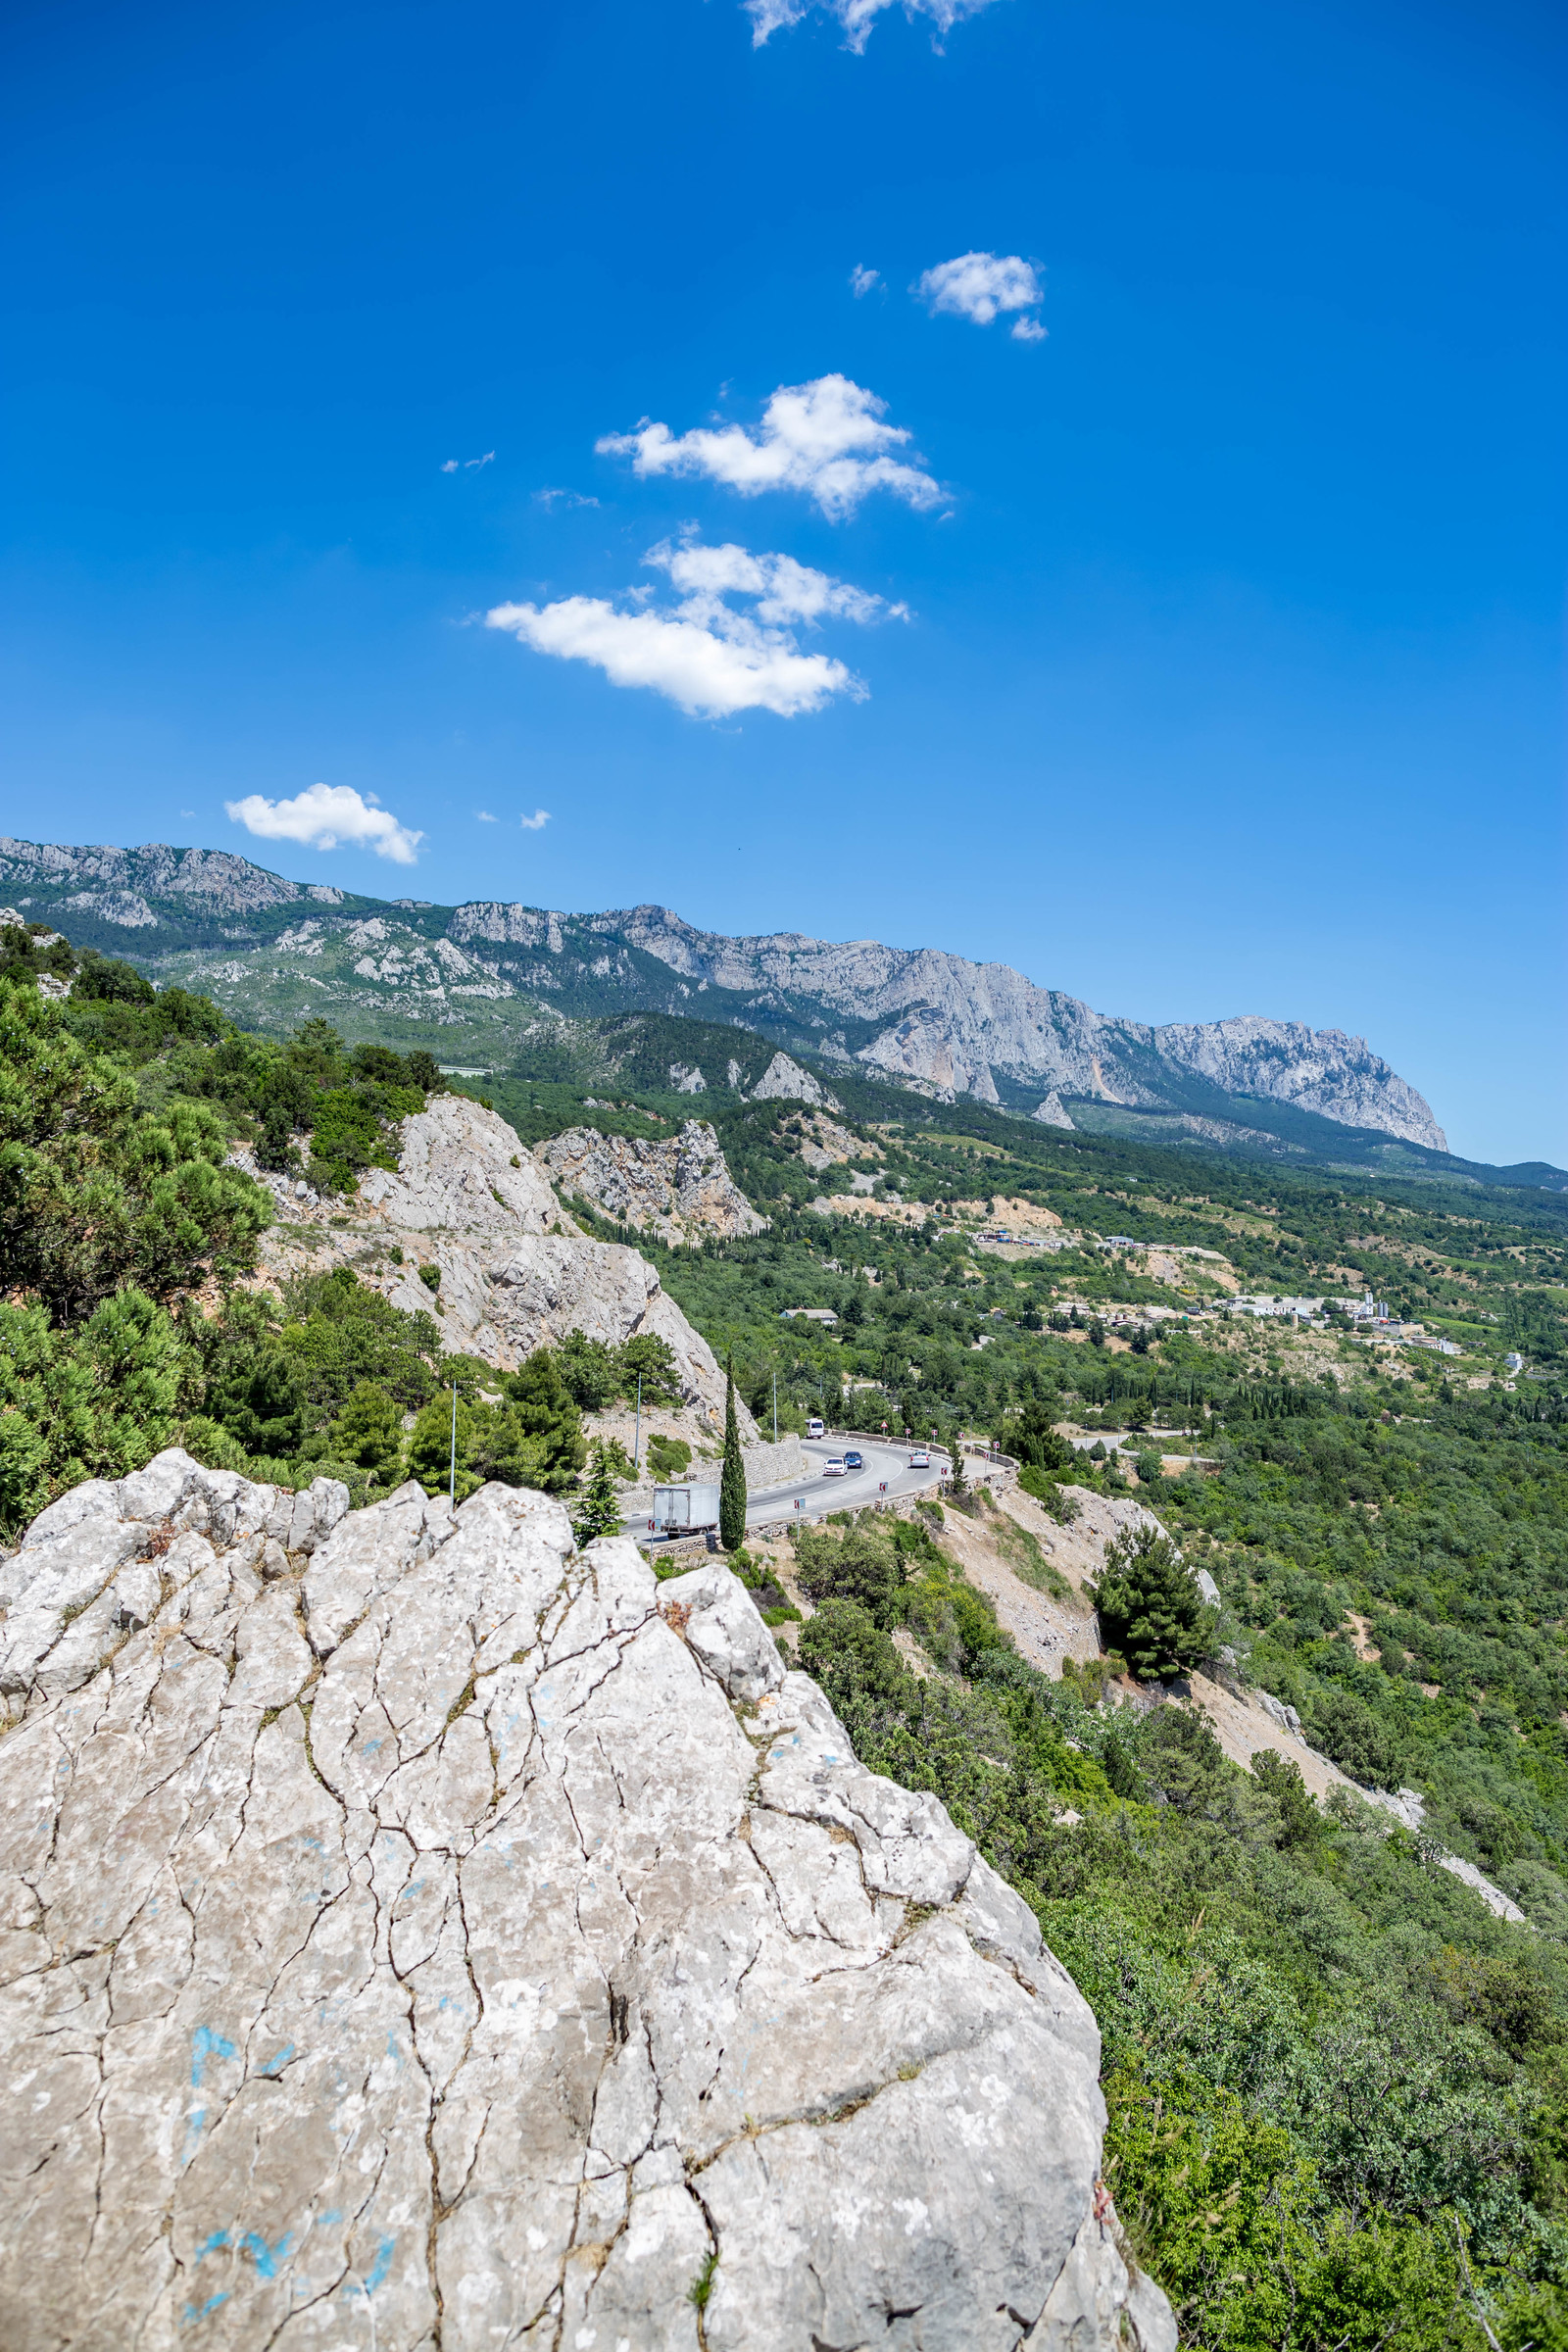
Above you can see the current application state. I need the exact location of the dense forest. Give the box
[6,918,1568,2347]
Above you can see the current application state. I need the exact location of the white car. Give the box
[908,1448,931,1469]
[821,1456,848,1477]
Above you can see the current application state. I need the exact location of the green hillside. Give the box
[6,914,1568,2349]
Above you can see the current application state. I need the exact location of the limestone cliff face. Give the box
[534,1119,767,1245]
[608,907,1446,1149]
[244,1093,756,1437]
[0,841,1446,1150]
[0,1449,1175,2351]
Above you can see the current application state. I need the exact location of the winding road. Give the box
[625,1435,949,1544]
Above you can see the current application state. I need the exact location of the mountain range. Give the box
[0,835,1449,1158]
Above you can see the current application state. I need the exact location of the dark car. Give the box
[842,1449,863,1471]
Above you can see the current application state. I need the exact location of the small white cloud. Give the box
[598,374,938,520]
[535,487,602,510]
[914,251,1045,334]
[225,782,423,866]
[644,534,906,628]
[518,809,551,830]
[439,460,459,473]
[476,809,498,822]
[179,809,195,817]
[746,0,997,53]
[850,264,880,298]
[486,534,897,719]
[441,452,495,473]
[466,451,495,468]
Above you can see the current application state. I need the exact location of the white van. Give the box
[806,1416,825,1440]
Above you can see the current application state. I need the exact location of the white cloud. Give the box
[850,264,880,298]
[485,534,899,719]
[644,535,905,629]
[914,251,1045,334]
[746,0,997,53]
[519,809,551,830]
[225,783,424,866]
[441,452,495,472]
[476,809,498,822]
[535,487,601,509]
[466,451,495,468]
[440,460,459,472]
[597,374,939,520]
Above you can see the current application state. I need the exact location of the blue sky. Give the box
[3,0,1563,1164]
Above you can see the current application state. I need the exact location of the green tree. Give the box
[794,1518,904,1626]
[617,1332,683,1405]
[575,1441,624,1544]
[0,978,270,1323]
[503,1347,587,1493]
[325,1382,405,1484]
[0,1288,185,1533]
[557,1330,620,1411]
[1089,1523,1216,1681]
[209,1343,310,1461]
[799,1598,913,1718]
[407,1391,482,1502]
[719,1354,747,1550]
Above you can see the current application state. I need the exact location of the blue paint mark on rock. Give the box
[190,2026,238,2088]
[240,2229,293,2279]
[256,2043,295,2078]
[366,2235,396,2293]
[181,2290,229,2326]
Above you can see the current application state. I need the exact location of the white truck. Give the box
[649,1482,722,1538]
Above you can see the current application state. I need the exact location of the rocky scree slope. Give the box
[241,1091,755,1436]
[0,838,1444,1147]
[0,1450,1173,2352]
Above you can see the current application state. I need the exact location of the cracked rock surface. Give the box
[0,1449,1174,2352]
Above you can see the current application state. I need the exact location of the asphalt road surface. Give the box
[627,1437,948,1544]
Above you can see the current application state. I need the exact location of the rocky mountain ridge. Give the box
[0,1449,1175,2349]
[0,837,1446,1149]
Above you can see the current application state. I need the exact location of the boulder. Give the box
[0,1451,1173,2351]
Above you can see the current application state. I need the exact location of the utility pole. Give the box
[633,1372,642,1474]
[772,1368,778,1445]
[449,1379,457,1508]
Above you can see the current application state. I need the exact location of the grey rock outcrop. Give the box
[0,1451,1174,2352]
[747,1050,843,1109]
[534,1119,767,1245]
[246,1094,757,1436]
[1033,1091,1076,1129]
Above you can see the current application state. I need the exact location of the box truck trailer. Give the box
[649,1482,722,1537]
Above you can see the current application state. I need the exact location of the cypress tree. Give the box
[719,1354,747,1551]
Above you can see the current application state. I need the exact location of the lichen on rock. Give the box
[0,1449,1173,2351]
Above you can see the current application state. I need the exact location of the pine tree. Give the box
[575,1441,623,1545]
[1089,1524,1216,1681]
[326,1381,404,1484]
[503,1347,587,1494]
[719,1354,747,1551]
